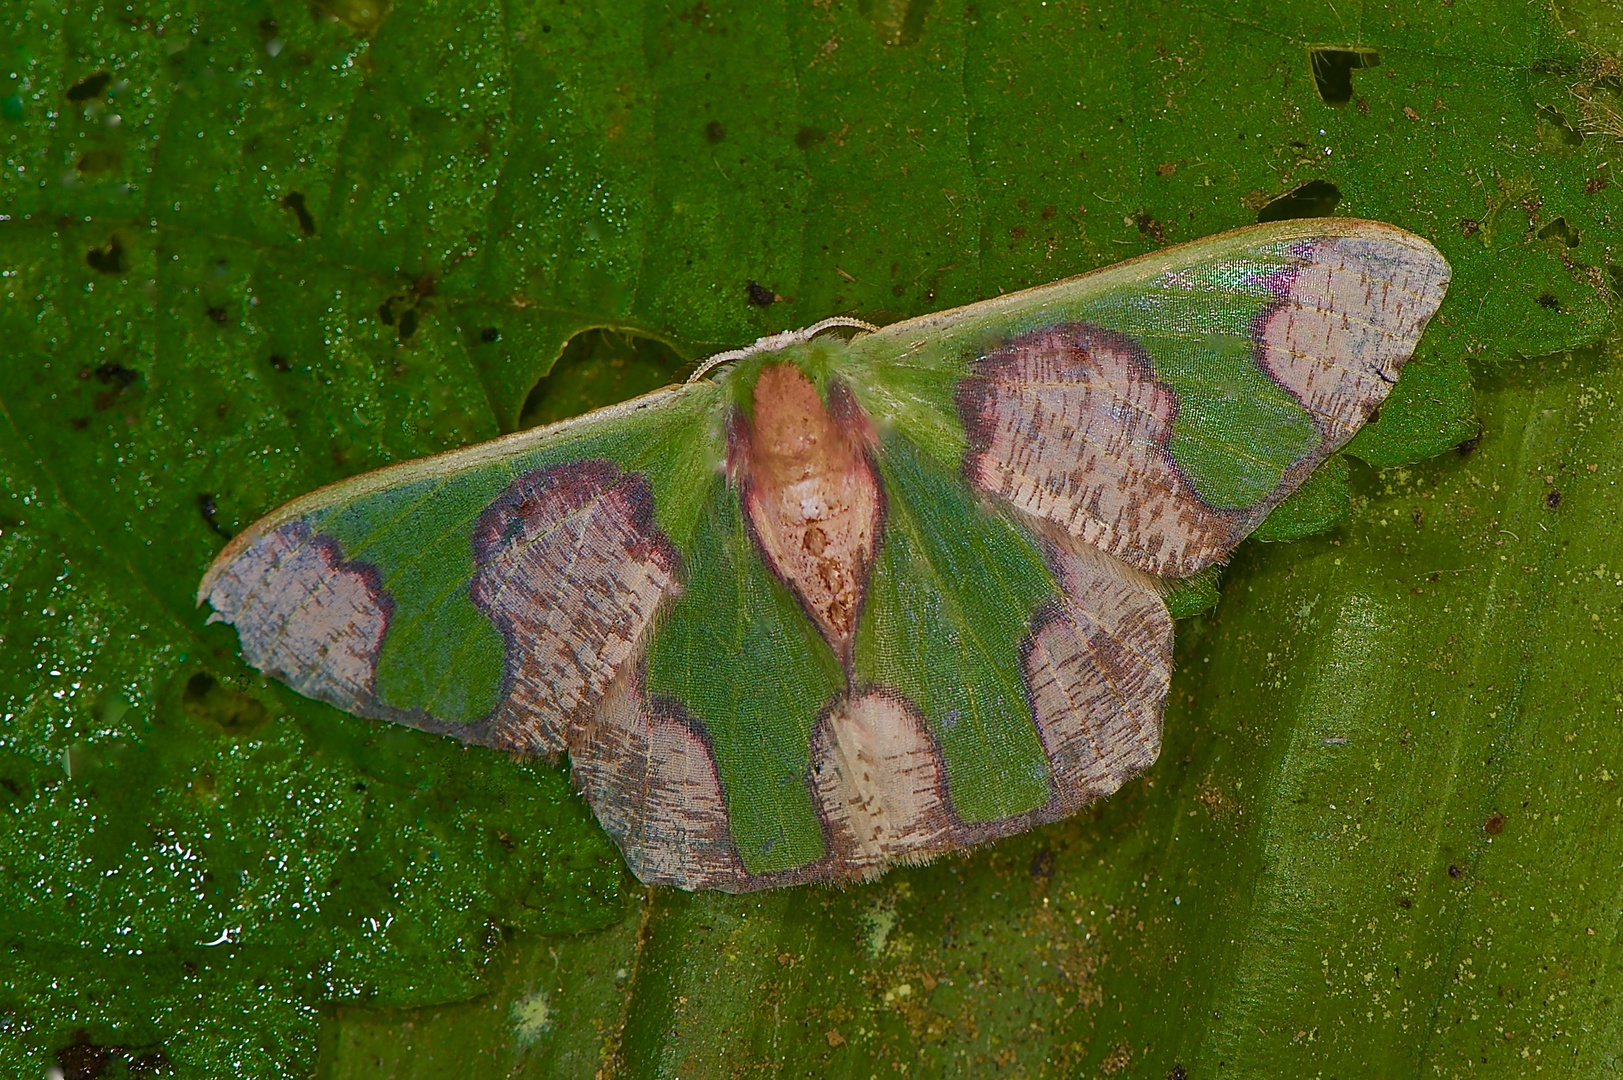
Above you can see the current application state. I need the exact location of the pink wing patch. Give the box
[569,669,747,891]
[1023,532,1172,815]
[469,461,680,754]
[1256,235,1451,437]
[958,233,1450,577]
[203,521,391,712]
[809,691,954,874]
[957,323,1237,577]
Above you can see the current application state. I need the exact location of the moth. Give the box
[199,218,1450,892]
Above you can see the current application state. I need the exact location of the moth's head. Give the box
[687,316,878,388]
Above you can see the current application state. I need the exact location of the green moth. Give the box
[198,218,1449,892]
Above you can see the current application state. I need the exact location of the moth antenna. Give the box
[687,316,880,383]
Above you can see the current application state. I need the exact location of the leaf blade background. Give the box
[3,0,1621,1075]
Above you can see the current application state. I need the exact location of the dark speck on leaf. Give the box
[1448,864,1463,878]
[480,326,500,343]
[198,493,232,539]
[1460,218,1480,239]
[85,235,126,275]
[746,281,776,307]
[1545,490,1562,510]
[55,1032,117,1080]
[93,363,140,389]
[280,191,316,236]
[411,275,437,298]
[1167,1067,1189,1080]
[1455,427,1482,457]
[65,72,113,102]
[397,307,419,342]
[1484,812,1505,835]
[795,125,826,150]
[1029,845,1054,882]
[705,119,725,144]
[75,149,121,174]
[377,298,396,326]
[207,306,228,324]
[1536,292,1561,311]
[1398,896,1413,909]
[269,354,292,372]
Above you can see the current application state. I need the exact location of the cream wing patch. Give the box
[810,692,952,872]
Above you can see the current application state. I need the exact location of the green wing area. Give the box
[315,392,721,724]
[854,436,1055,824]
[199,384,725,735]
[644,479,844,877]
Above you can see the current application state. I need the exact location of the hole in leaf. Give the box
[520,329,685,429]
[65,72,113,102]
[1536,216,1580,247]
[183,673,269,736]
[85,235,126,275]
[1255,180,1342,223]
[1536,292,1561,311]
[1535,105,1584,150]
[1309,47,1379,105]
[280,191,316,236]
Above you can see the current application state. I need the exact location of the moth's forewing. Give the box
[202,218,1448,893]
[198,384,724,753]
[842,218,1451,576]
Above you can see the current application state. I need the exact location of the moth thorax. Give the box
[735,363,882,656]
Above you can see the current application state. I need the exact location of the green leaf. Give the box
[3,0,1620,1075]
